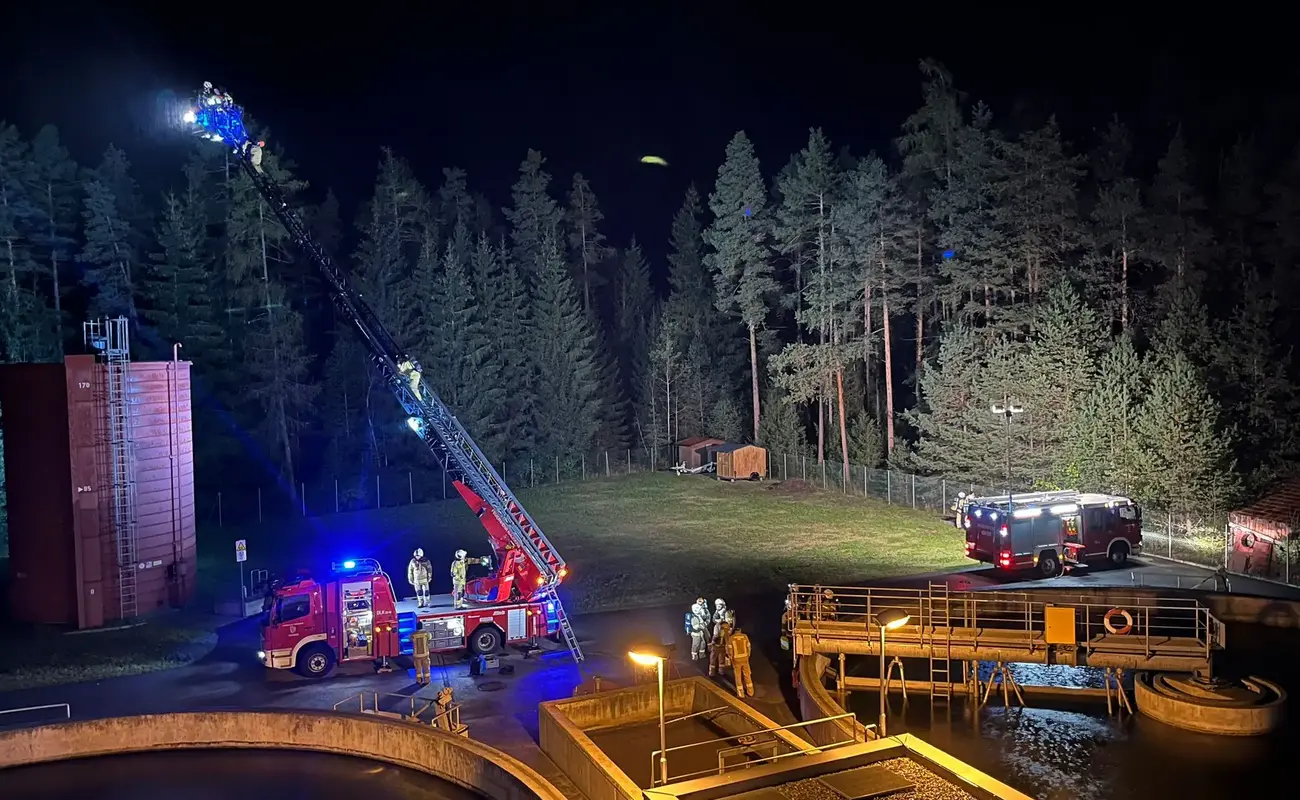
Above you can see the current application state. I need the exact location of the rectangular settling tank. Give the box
[0,356,196,628]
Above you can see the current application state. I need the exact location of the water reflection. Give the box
[846,659,1294,800]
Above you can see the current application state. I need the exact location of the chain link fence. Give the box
[202,446,1297,588]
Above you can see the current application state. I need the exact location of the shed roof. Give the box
[1231,477,1300,527]
[677,436,723,447]
[709,442,764,454]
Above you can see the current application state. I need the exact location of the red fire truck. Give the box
[961,490,1143,577]
[258,558,560,678]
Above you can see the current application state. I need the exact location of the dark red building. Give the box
[1228,477,1300,582]
[0,355,197,628]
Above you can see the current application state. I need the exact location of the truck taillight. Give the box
[998,551,1012,568]
[999,525,1009,537]
[965,541,974,552]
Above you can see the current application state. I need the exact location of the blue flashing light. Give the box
[342,560,356,570]
[942,249,956,260]
[186,83,251,150]
[743,206,753,218]
[547,602,555,613]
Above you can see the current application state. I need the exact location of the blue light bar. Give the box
[184,82,250,150]
[342,560,357,570]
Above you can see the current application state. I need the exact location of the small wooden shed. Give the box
[676,436,725,469]
[712,443,769,481]
[1228,477,1300,579]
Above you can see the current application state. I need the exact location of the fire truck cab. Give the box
[961,490,1143,578]
[258,559,558,678]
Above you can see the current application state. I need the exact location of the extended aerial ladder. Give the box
[185,82,583,662]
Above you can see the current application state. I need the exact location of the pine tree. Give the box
[1133,351,1238,518]
[1146,128,1212,297]
[471,234,535,459]
[223,140,317,488]
[1066,336,1144,493]
[1084,119,1142,334]
[757,388,809,460]
[567,173,614,312]
[79,178,139,323]
[589,323,631,452]
[904,324,998,480]
[425,235,507,461]
[615,240,655,408]
[642,319,682,459]
[0,123,53,362]
[23,124,78,352]
[503,150,563,276]
[846,412,884,468]
[529,239,601,464]
[708,396,746,443]
[704,131,778,441]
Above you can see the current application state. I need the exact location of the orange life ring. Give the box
[1103,608,1133,636]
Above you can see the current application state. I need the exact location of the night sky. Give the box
[2,4,1291,269]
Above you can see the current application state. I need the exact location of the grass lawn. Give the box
[211,473,967,614]
[0,612,221,693]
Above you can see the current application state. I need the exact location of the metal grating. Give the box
[84,318,139,621]
[817,766,916,799]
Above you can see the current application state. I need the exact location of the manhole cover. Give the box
[477,680,507,692]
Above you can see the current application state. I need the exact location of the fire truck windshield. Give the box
[275,594,311,624]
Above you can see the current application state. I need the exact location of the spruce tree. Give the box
[1134,352,1238,518]
[79,178,139,323]
[1084,119,1142,334]
[1066,335,1143,494]
[704,131,778,441]
[566,173,614,312]
[846,412,884,468]
[529,239,601,464]
[757,388,809,460]
[615,240,654,407]
[708,396,746,443]
[0,123,53,362]
[503,150,563,276]
[904,324,995,479]
[23,124,79,352]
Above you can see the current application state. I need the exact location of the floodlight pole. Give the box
[656,658,667,785]
[990,402,1024,506]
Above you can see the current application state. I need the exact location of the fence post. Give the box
[301,483,306,516]
[911,474,916,509]
[502,462,506,481]
[376,475,381,509]
[941,478,946,510]
[627,449,631,474]
[1167,512,1173,559]
[802,456,806,481]
[821,459,827,489]
[606,450,610,477]
[582,454,586,480]
[409,472,414,505]
[218,492,223,528]
[257,487,262,523]
[863,467,868,498]
[530,459,535,488]
[783,454,787,481]
[886,471,891,505]
[555,456,560,484]
[334,479,339,513]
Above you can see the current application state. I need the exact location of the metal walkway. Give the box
[788,584,1223,675]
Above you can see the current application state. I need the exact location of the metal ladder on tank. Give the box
[85,318,139,621]
[928,582,952,704]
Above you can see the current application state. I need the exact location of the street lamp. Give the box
[990,402,1024,503]
[629,644,670,786]
[874,608,911,738]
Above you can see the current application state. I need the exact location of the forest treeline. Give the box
[2,59,1298,523]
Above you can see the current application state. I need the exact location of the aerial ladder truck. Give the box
[185,82,583,664]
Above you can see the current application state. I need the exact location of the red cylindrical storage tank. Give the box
[0,356,197,628]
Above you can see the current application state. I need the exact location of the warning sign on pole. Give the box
[235,539,248,563]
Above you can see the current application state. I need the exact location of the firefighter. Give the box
[818,589,839,621]
[689,598,710,661]
[712,598,730,638]
[411,620,432,685]
[726,623,754,698]
[408,549,433,608]
[708,618,732,677]
[433,686,455,731]
[397,359,424,399]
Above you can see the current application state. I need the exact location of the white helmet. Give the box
[413,548,423,558]
[455,549,467,559]
[715,598,726,610]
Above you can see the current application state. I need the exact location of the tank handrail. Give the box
[661,706,748,726]
[0,703,71,719]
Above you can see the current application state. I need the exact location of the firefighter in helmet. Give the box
[433,686,456,731]
[712,598,730,638]
[408,548,433,608]
[688,598,710,660]
[818,588,839,621]
[708,617,732,677]
[411,619,432,685]
[450,549,489,609]
[726,623,755,698]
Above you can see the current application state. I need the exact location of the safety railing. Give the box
[0,703,71,727]
[648,712,863,787]
[331,691,462,731]
[788,584,1223,660]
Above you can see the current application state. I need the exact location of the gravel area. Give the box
[774,758,976,800]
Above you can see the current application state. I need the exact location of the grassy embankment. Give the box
[204,472,967,613]
[0,473,964,692]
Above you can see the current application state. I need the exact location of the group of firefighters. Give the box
[408,547,491,610]
[687,597,754,698]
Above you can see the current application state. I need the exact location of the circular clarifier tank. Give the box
[2,749,486,800]
[1135,671,1287,735]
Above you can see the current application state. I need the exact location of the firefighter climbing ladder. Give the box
[927,581,952,704]
[84,318,139,621]
[186,83,583,662]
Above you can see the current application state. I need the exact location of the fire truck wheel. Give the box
[297,644,335,678]
[1108,541,1130,567]
[470,626,503,655]
[1038,551,1061,578]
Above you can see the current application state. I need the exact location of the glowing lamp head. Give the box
[627,644,669,666]
[406,417,422,433]
[342,560,356,570]
[875,608,911,631]
[182,109,198,124]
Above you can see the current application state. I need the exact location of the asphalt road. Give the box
[1,555,1294,735]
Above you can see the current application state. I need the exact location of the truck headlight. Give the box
[257,650,266,661]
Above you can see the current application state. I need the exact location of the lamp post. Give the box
[990,402,1024,503]
[629,644,670,786]
[874,608,911,737]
